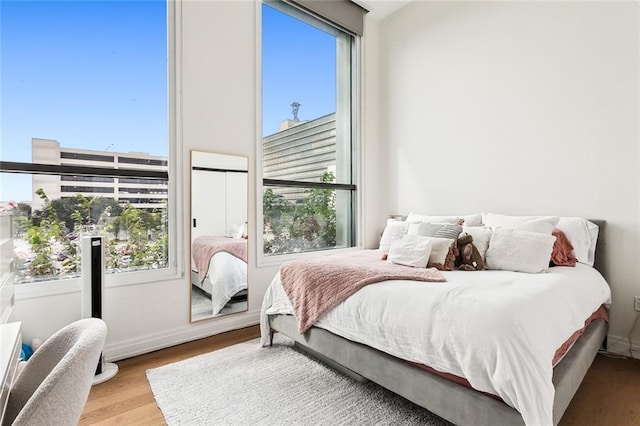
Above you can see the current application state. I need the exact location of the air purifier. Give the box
[81,236,118,385]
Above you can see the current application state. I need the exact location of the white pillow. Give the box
[461,213,483,226]
[555,217,599,266]
[426,237,457,270]
[406,212,461,225]
[379,221,409,253]
[387,235,432,268]
[484,213,559,235]
[227,223,245,239]
[461,226,493,260]
[485,228,556,273]
[407,222,462,240]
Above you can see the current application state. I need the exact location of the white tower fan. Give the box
[81,236,119,385]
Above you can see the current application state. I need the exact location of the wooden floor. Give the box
[79,325,260,426]
[80,326,640,426]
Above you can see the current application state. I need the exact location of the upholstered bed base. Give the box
[269,314,607,426]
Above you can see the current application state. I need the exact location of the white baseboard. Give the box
[104,309,261,361]
[604,334,640,359]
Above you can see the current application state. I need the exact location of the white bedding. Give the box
[260,263,611,426]
[197,252,247,315]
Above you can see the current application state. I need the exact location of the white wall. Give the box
[376,1,640,353]
[362,16,390,249]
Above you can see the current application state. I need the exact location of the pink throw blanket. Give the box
[192,236,248,283]
[281,250,446,333]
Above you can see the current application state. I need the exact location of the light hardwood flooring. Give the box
[80,326,640,425]
[79,325,260,425]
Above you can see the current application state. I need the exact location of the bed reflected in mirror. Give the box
[190,151,248,322]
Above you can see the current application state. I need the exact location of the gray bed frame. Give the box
[268,220,608,426]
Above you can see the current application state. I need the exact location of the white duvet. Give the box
[260,263,611,426]
[204,252,247,315]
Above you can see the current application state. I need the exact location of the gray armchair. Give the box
[2,318,107,426]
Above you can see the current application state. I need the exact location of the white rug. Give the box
[147,335,452,425]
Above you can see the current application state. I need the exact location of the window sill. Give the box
[14,266,182,301]
[256,246,362,268]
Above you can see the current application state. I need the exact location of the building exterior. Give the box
[31,138,168,210]
[263,113,337,200]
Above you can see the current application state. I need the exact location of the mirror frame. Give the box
[189,150,249,323]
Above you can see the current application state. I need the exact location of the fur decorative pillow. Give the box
[485,228,556,273]
[550,228,577,267]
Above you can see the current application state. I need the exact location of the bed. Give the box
[192,236,248,315]
[260,217,609,426]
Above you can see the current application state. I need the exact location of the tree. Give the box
[41,195,123,232]
[14,189,168,283]
[24,189,67,278]
[262,171,337,255]
[116,203,166,268]
[13,203,32,237]
[300,171,336,247]
[263,188,294,254]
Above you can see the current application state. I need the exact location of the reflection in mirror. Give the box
[190,151,248,322]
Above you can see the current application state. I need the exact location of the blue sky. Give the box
[1,0,167,202]
[0,1,336,202]
[1,0,168,159]
[262,3,336,136]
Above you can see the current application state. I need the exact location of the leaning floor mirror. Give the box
[190,151,248,322]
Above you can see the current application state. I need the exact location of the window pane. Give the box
[2,172,168,284]
[0,1,170,282]
[262,4,353,185]
[261,2,357,256]
[1,1,168,165]
[263,184,352,256]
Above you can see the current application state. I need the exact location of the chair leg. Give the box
[269,330,275,346]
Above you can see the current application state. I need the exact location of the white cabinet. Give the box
[0,322,21,424]
[191,170,247,240]
[191,170,227,239]
[225,172,248,234]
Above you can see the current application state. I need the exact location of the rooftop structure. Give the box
[263,112,337,200]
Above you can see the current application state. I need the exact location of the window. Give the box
[260,1,361,257]
[118,187,168,195]
[118,157,168,167]
[61,176,115,183]
[60,186,115,194]
[60,152,114,162]
[119,178,167,185]
[0,0,177,286]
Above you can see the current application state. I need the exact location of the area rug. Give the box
[147,335,452,425]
